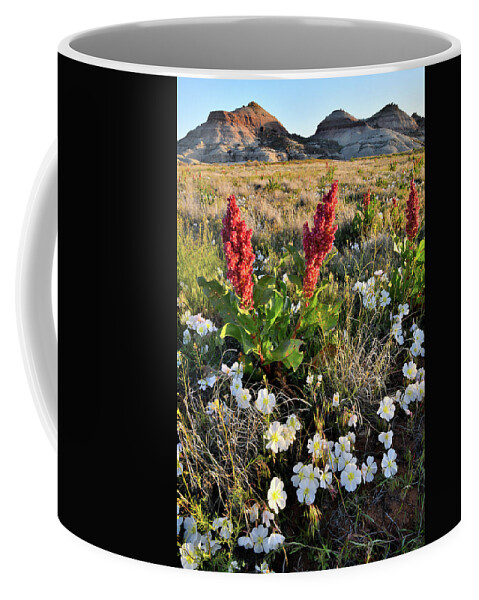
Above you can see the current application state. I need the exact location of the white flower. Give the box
[361,456,378,483]
[341,451,357,467]
[228,560,240,572]
[417,379,425,401]
[348,412,358,428]
[412,327,424,344]
[403,360,417,380]
[230,377,243,396]
[183,329,191,345]
[291,462,306,488]
[262,510,275,528]
[265,421,288,454]
[198,379,207,391]
[404,384,418,404]
[336,436,351,454]
[248,504,259,523]
[416,367,425,381]
[177,351,182,367]
[255,561,274,574]
[297,480,316,505]
[340,463,362,492]
[308,433,325,460]
[346,431,356,445]
[306,374,314,385]
[200,532,222,555]
[286,414,301,432]
[238,535,253,549]
[183,516,197,542]
[237,387,251,409]
[251,525,269,553]
[255,389,276,414]
[332,393,340,408]
[378,430,394,449]
[398,303,409,317]
[377,396,395,422]
[213,518,233,540]
[301,464,321,490]
[319,464,332,489]
[267,477,287,514]
[206,375,217,388]
[410,341,424,357]
[382,449,398,478]
[180,541,200,569]
[267,533,285,551]
[379,290,391,307]
[282,273,289,283]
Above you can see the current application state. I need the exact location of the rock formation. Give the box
[177,102,424,164]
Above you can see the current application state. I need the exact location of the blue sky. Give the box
[177,68,424,140]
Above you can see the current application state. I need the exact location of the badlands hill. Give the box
[177,101,424,164]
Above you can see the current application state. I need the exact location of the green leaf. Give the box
[265,291,284,325]
[267,338,304,371]
[220,323,256,355]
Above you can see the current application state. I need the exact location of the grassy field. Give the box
[177,150,425,573]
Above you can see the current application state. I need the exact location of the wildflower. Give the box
[379,290,391,307]
[251,525,270,553]
[255,389,276,414]
[200,532,222,555]
[180,541,200,569]
[198,379,207,391]
[302,181,339,299]
[281,424,296,449]
[417,379,425,401]
[221,195,255,309]
[340,463,362,492]
[378,430,394,449]
[413,328,425,345]
[291,462,306,488]
[332,392,340,408]
[377,396,395,422]
[206,375,217,388]
[301,464,321,490]
[416,367,425,381]
[177,351,182,367]
[319,464,333,489]
[238,535,254,550]
[262,510,275,528]
[255,562,274,574]
[330,446,346,473]
[297,481,316,505]
[410,341,425,357]
[286,414,301,433]
[382,448,398,478]
[403,360,417,380]
[183,329,191,345]
[336,436,351,454]
[230,377,243,396]
[406,180,420,241]
[237,387,251,409]
[228,561,240,572]
[346,431,356,445]
[348,412,358,428]
[265,422,288,454]
[308,433,325,460]
[183,516,198,542]
[267,477,287,514]
[267,533,285,550]
[282,273,289,283]
[306,374,314,385]
[361,457,378,483]
[248,504,259,523]
[363,188,371,212]
[404,384,418,404]
[398,303,410,317]
[341,451,357,468]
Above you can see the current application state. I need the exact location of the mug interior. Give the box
[64,17,458,74]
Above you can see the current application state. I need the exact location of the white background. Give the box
[0,2,474,599]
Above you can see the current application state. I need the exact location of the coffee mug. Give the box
[18,17,460,571]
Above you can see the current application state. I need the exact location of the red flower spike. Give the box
[221,195,255,309]
[406,180,420,242]
[302,181,339,299]
[363,188,371,212]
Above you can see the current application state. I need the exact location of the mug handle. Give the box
[17,142,58,450]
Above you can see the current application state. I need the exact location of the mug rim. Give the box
[58,16,461,79]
